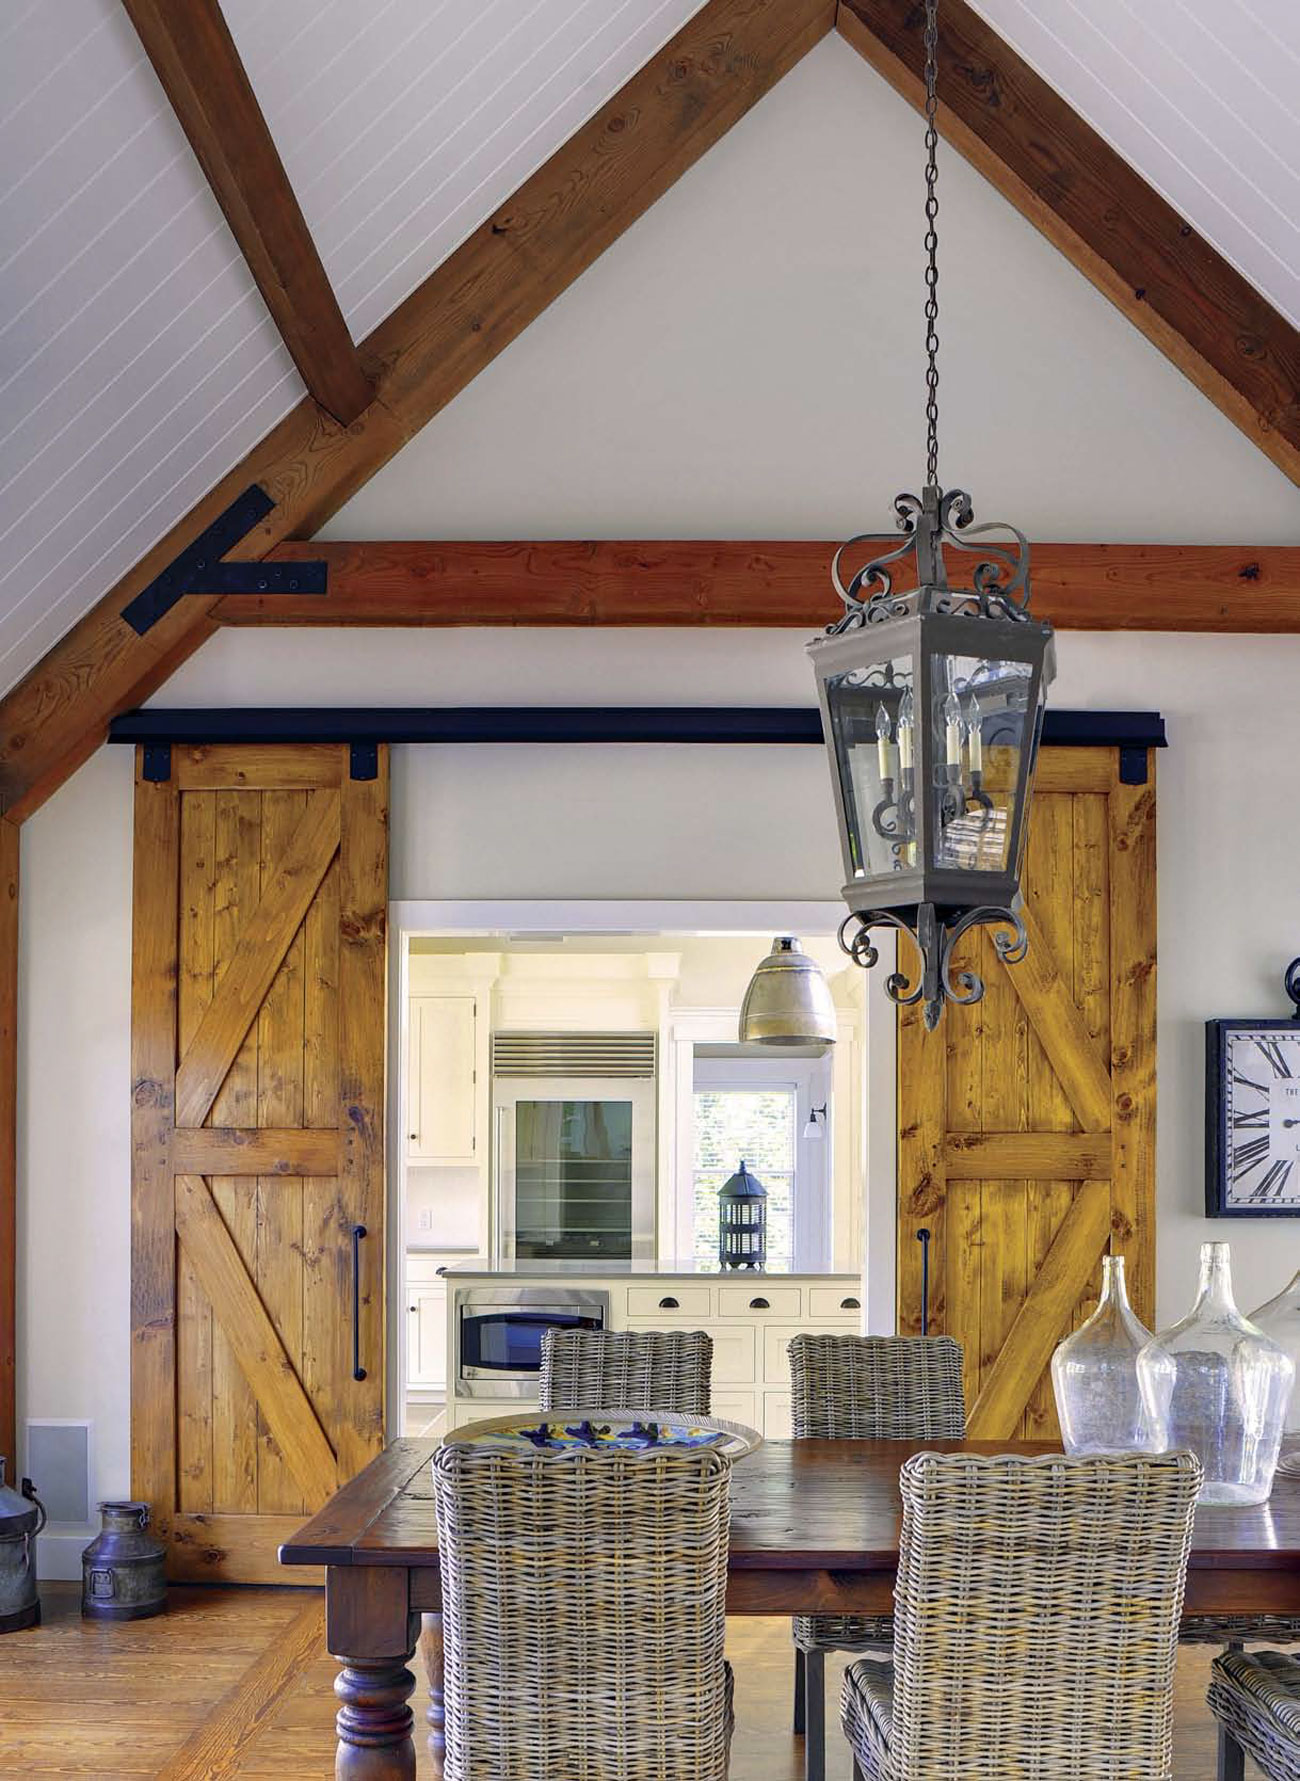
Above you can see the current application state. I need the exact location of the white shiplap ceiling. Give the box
[0,0,1296,703]
[0,0,708,698]
[969,0,1300,329]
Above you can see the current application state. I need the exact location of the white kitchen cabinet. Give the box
[407,994,479,1164]
[407,1286,447,1394]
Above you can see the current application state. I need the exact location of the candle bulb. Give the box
[967,696,983,773]
[943,689,962,770]
[898,687,914,773]
[875,701,894,780]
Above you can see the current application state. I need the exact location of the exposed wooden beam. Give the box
[836,0,1300,485]
[121,0,372,428]
[209,539,1300,631]
[0,817,16,1469]
[0,0,834,824]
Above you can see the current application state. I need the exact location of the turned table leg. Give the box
[327,1566,419,1781]
[419,1611,445,1756]
[334,1657,417,1779]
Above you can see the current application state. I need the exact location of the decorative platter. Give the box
[441,1409,762,1460]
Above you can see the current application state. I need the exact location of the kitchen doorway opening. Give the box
[385,900,896,1438]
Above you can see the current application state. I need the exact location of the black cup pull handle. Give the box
[659,1296,679,1309]
[352,1224,368,1382]
[750,1296,770,1310]
[841,1296,861,1311]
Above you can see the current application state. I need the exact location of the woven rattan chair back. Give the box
[787,1334,965,1440]
[539,1326,713,1417]
[432,1442,732,1781]
[887,1450,1202,1780]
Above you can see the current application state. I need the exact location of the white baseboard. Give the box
[36,1530,91,1581]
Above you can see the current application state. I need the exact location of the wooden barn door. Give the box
[898,745,1156,1440]
[131,744,388,1581]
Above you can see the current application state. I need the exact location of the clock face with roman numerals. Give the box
[1207,1021,1300,1217]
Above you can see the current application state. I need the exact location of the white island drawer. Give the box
[627,1284,712,1319]
[717,1284,801,1319]
[808,1286,863,1320]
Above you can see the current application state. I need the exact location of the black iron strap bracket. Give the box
[119,484,327,637]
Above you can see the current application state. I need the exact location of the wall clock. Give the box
[1206,958,1300,1218]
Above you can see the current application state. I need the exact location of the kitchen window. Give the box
[691,1083,798,1268]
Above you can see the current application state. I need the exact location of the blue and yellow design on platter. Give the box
[443,1410,762,1461]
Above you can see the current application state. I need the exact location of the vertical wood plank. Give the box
[1023,793,1077,1438]
[302,857,344,1470]
[131,756,180,1539]
[1072,792,1112,1333]
[210,789,260,1514]
[898,996,947,1339]
[1109,768,1158,1328]
[978,925,1028,1412]
[0,816,17,1469]
[336,749,388,1477]
[177,793,216,1513]
[256,790,307,1517]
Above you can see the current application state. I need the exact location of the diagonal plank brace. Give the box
[120,485,327,636]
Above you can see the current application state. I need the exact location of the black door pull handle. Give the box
[841,1296,861,1310]
[750,1297,770,1309]
[659,1296,679,1309]
[352,1224,368,1382]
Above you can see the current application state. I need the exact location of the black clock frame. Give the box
[1206,997,1300,1219]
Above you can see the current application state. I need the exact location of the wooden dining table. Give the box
[280,1435,1300,1778]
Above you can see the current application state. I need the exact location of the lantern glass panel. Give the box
[823,654,917,882]
[928,652,1043,876]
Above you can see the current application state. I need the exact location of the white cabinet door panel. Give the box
[408,1286,448,1391]
[408,995,477,1164]
[711,1388,758,1428]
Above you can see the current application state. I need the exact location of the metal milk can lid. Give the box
[0,1457,42,1538]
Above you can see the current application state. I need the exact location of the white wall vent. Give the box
[25,1420,93,1526]
[491,1032,657,1078]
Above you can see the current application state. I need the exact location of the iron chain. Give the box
[923,0,940,490]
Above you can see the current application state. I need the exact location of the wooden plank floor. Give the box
[2,1584,1260,1777]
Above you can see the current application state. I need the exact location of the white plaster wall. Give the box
[16,34,1300,1568]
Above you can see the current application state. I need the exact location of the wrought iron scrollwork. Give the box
[828,484,1033,636]
[839,900,1028,1032]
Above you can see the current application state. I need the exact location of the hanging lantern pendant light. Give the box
[807,0,1055,1031]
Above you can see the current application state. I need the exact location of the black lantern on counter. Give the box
[805,0,1054,1032]
[719,1160,767,1271]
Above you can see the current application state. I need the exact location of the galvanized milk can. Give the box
[0,1455,46,1633]
[81,1501,167,1620]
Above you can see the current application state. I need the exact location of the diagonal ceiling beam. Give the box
[836,0,1300,485]
[122,0,373,428]
[0,0,835,823]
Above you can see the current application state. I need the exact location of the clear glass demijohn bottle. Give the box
[1250,1268,1300,1478]
[1138,1241,1295,1506]
[1050,1255,1163,1455]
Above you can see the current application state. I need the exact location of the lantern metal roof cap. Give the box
[720,1159,768,1199]
[738,936,838,1047]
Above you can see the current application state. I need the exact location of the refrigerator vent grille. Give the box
[491,1032,657,1078]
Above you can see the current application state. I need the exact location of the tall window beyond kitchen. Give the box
[692,1086,797,1268]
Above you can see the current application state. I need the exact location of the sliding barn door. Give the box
[898,745,1156,1440]
[132,744,388,1581]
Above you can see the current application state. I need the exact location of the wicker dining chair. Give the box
[787,1333,965,1781]
[432,1439,734,1780]
[1208,1649,1300,1781]
[539,1326,713,1417]
[841,1450,1202,1781]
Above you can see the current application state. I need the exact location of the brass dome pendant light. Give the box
[807,0,1055,1030]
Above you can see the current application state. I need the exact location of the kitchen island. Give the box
[443,1259,864,1434]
